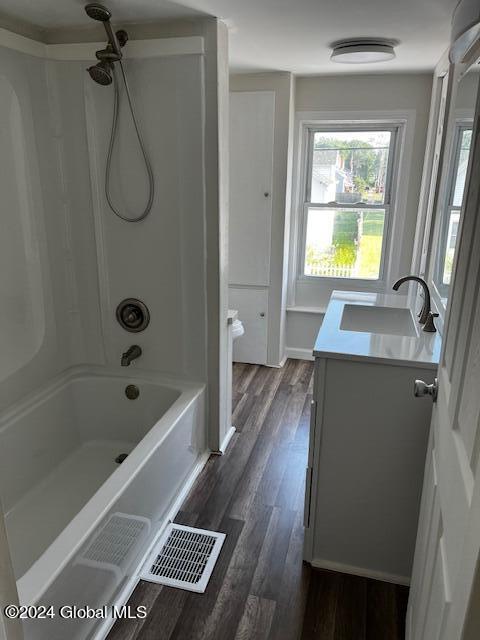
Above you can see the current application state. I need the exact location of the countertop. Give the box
[313,290,441,370]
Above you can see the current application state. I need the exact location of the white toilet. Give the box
[231,316,245,341]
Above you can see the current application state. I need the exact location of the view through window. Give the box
[437,126,472,291]
[303,128,397,279]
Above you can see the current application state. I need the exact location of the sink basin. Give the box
[340,304,418,337]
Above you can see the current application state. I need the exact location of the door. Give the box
[229,287,268,365]
[406,71,480,639]
[229,91,274,287]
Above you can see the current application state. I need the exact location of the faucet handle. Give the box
[423,311,439,333]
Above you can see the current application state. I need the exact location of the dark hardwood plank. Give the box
[199,503,273,640]
[231,392,256,432]
[334,573,367,640]
[232,363,246,387]
[248,364,274,396]
[366,579,408,640]
[106,581,162,640]
[135,586,187,640]
[227,386,292,520]
[395,585,409,637]
[301,569,340,640]
[250,506,296,601]
[235,595,276,640]
[268,510,311,640]
[235,364,259,394]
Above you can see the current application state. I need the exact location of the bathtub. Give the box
[0,366,207,640]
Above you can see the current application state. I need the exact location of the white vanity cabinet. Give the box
[304,291,441,584]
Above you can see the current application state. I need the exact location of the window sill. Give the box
[297,275,384,286]
[286,306,326,315]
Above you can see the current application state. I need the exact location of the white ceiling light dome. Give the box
[330,38,398,63]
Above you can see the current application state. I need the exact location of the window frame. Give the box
[288,111,415,312]
[433,120,473,300]
[298,124,400,283]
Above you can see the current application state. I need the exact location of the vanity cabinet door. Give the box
[304,358,433,582]
[229,287,268,365]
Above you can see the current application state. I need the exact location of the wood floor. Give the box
[108,359,408,640]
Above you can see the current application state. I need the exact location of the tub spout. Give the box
[121,345,142,366]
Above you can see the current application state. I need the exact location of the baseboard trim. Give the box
[211,426,236,455]
[278,354,288,367]
[266,354,288,368]
[92,450,211,640]
[285,347,314,361]
[310,558,410,586]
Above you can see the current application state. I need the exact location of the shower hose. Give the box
[105,61,155,222]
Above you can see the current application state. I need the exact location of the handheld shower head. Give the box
[87,60,113,86]
[84,3,112,21]
[85,3,123,58]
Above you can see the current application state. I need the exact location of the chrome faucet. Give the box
[121,345,142,366]
[392,275,432,326]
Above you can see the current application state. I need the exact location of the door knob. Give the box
[414,378,438,402]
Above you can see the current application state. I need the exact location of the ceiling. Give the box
[0,0,459,74]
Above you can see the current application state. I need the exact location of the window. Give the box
[300,127,398,280]
[435,125,472,294]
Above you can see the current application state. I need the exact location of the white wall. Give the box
[0,46,76,409]
[229,72,295,366]
[286,73,433,359]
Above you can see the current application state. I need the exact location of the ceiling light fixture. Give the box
[330,38,398,64]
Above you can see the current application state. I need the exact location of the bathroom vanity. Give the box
[304,291,441,584]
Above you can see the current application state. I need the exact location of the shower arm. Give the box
[103,21,122,57]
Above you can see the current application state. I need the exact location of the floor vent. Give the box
[140,523,226,593]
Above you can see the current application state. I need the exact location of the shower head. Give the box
[87,60,113,85]
[85,2,124,62]
[85,3,125,62]
[84,3,112,22]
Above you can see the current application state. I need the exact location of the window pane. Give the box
[441,210,460,285]
[304,208,385,279]
[310,130,392,205]
[452,128,472,206]
[434,124,474,299]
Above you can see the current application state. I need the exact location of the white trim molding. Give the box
[0,26,204,60]
[285,347,314,361]
[211,425,236,455]
[410,49,451,280]
[310,557,410,586]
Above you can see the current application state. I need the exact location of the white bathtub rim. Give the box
[4,366,206,605]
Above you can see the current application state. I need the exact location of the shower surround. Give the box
[0,17,229,640]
